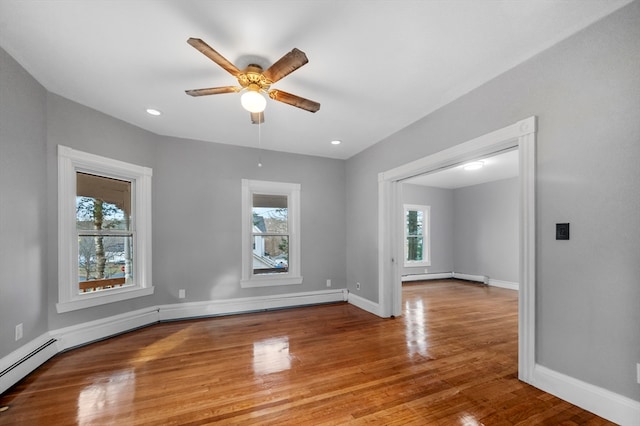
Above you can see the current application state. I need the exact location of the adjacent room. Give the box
[1,1,638,424]
[400,149,520,289]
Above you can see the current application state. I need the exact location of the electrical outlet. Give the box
[326,279,331,287]
[178,289,186,299]
[356,282,361,290]
[15,323,23,341]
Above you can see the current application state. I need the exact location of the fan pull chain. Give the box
[257,117,263,167]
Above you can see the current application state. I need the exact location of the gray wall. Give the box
[0,47,48,357]
[0,44,346,345]
[401,183,453,275]
[152,133,347,304]
[44,94,347,330]
[346,1,640,401]
[452,177,519,283]
[45,94,161,329]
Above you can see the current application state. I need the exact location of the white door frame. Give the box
[377,116,536,383]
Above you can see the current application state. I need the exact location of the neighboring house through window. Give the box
[404,204,430,267]
[241,179,302,287]
[57,146,153,313]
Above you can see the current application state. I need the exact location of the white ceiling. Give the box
[0,0,632,160]
[403,149,519,189]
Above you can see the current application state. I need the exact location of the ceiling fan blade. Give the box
[185,86,240,97]
[187,38,241,77]
[250,111,264,124]
[263,48,308,83]
[269,89,320,113]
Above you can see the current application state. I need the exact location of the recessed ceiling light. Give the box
[463,161,484,171]
[331,140,342,145]
[146,108,161,116]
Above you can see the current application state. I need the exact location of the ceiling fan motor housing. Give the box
[238,65,272,92]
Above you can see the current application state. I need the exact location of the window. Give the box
[241,179,302,287]
[404,204,430,267]
[57,146,153,312]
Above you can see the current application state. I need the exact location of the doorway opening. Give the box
[399,148,520,287]
[377,116,536,383]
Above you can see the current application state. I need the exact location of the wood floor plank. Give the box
[0,280,614,425]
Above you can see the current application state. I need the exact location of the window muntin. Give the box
[241,180,302,287]
[57,146,153,313]
[404,204,430,267]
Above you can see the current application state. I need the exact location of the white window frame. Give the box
[57,145,153,313]
[241,179,302,288]
[403,204,431,267]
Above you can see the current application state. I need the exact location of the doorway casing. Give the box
[377,116,536,383]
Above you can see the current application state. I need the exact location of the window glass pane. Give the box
[252,194,288,233]
[253,235,289,275]
[405,208,425,262]
[76,172,131,231]
[406,236,423,262]
[76,172,133,293]
[77,235,133,292]
[406,210,423,236]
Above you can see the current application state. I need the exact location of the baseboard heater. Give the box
[402,272,489,285]
[0,339,57,379]
[452,272,489,284]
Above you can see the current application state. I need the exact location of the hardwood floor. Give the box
[0,280,613,425]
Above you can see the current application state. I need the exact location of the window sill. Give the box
[240,275,303,288]
[56,286,154,313]
[403,262,431,268]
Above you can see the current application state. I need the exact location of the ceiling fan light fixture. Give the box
[185,38,320,122]
[241,88,267,113]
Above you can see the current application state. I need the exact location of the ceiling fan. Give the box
[185,38,320,124]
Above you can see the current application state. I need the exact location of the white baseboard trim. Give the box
[402,272,453,282]
[532,364,640,425]
[0,333,58,395]
[158,289,348,321]
[488,279,519,291]
[347,292,383,317]
[452,272,488,284]
[50,306,160,352]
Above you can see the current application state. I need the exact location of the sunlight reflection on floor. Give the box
[253,336,291,375]
[459,413,484,426]
[132,326,194,366]
[404,299,428,357]
[77,369,135,425]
